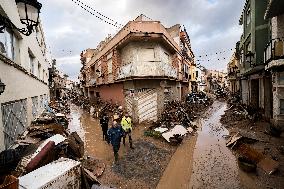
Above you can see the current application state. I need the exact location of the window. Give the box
[164,52,170,64]
[107,58,112,74]
[279,72,284,85]
[184,64,188,73]
[6,30,14,59]
[280,99,284,114]
[38,62,41,79]
[240,50,244,65]
[246,7,251,26]
[196,71,199,78]
[246,41,251,53]
[0,29,19,62]
[43,69,45,81]
[29,53,35,74]
[140,48,155,61]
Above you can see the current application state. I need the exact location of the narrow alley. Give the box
[1,0,284,188]
[68,104,113,163]
[67,101,258,188]
[156,101,244,189]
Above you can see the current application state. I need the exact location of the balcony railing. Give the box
[116,61,178,80]
[264,38,284,64]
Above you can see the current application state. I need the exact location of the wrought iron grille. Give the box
[1,99,27,149]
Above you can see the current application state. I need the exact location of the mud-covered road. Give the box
[157,101,258,189]
[68,102,258,188]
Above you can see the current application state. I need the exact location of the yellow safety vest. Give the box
[121,116,132,131]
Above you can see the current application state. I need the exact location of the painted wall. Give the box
[0,1,50,151]
[271,14,284,39]
[92,83,124,106]
[86,20,181,69]
[0,61,49,151]
[118,42,177,79]
[272,71,284,127]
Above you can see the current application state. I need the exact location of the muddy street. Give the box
[156,101,243,188]
[68,101,259,189]
[189,101,241,188]
[68,104,114,163]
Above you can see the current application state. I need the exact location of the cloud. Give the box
[40,0,246,79]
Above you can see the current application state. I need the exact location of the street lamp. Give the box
[0,0,42,36]
[246,51,255,67]
[0,79,5,95]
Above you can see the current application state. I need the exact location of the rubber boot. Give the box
[130,140,134,149]
[123,137,126,146]
[114,152,119,162]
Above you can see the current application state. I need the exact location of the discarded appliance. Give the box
[162,125,188,142]
[19,158,81,189]
[154,127,168,133]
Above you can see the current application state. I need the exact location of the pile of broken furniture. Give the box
[145,94,212,145]
[0,103,105,189]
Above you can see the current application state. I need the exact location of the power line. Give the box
[196,48,234,58]
[71,0,144,33]
[72,0,123,27]
[71,0,119,28]
[70,0,229,69]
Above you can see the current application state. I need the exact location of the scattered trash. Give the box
[147,95,212,144]
[238,156,257,173]
[0,175,18,189]
[169,134,183,145]
[162,125,188,143]
[144,130,162,139]
[82,156,105,178]
[154,127,168,133]
[226,132,259,149]
[234,144,280,175]
[257,157,279,175]
[19,158,81,189]
[268,125,282,137]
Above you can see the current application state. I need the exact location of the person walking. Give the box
[107,120,124,162]
[121,113,134,149]
[100,113,109,141]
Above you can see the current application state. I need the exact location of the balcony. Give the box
[116,61,177,80]
[264,38,284,69]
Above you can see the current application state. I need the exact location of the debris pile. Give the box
[49,100,71,115]
[0,104,105,188]
[91,102,124,120]
[215,87,227,99]
[70,94,91,111]
[226,132,280,175]
[146,93,212,144]
[186,91,211,106]
[221,102,265,126]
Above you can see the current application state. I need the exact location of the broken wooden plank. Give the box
[83,168,101,185]
[226,132,243,147]
[257,157,279,175]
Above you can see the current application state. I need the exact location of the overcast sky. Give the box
[40,0,245,81]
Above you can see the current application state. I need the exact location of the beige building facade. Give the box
[81,15,195,122]
[0,1,50,150]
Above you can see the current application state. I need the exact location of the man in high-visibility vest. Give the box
[121,113,134,149]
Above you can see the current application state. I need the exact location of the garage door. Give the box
[1,99,27,149]
[137,89,158,123]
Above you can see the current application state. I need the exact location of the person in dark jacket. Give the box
[107,121,124,162]
[100,113,109,141]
